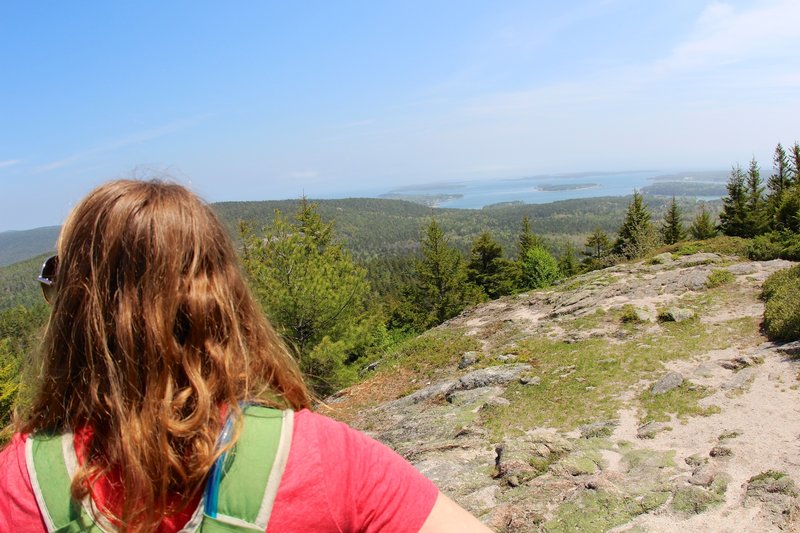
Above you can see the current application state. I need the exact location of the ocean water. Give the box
[387,171,674,208]
[331,170,726,208]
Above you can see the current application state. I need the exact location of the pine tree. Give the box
[789,141,800,186]
[240,200,374,394]
[718,165,748,236]
[519,246,560,290]
[584,228,611,260]
[558,243,579,277]
[466,232,509,299]
[767,143,792,214]
[690,203,717,240]
[516,215,541,260]
[661,196,686,245]
[744,157,766,237]
[413,219,470,327]
[775,187,800,233]
[613,191,658,259]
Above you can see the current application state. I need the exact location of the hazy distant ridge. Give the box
[0,226,59,267]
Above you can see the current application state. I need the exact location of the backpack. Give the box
[25,407,293,533]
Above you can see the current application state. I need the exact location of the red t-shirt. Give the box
[0,409,438,532]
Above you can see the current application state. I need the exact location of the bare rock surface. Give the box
[328,254,800,532]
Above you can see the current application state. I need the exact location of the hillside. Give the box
[0,195,718,268]
[326,252,800,531]
[214,195,715,260]
[0,253,50,310]
[0,226,58,267]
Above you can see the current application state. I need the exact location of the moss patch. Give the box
[672,480,727,515]
[480,317,755,438]
[706,269,735,288]
[639,382,721,424]
[544,490,669,533]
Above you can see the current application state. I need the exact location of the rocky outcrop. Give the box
[332,254,800,532]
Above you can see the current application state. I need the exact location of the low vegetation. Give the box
[479,317,757,438]
[762,265,800,341]
[639,383,720,425]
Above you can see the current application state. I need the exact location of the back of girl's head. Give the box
[21,179,310,530]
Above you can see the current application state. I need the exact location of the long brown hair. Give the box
[19,180,311,531]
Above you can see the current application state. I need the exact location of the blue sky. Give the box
[1,0,799,231]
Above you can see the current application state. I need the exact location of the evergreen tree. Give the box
[466,232,510,299]
[558,243,579,277]
[240,200,375,394]
[767,143,792,214]
[718,165,748,236]
[744,157,766,237]
[516,215,541,260]
[660,196,686,245]
[690,203,717,240]
[613,191,658,259]
[519,246,560,290]
[412,219,470,328]
[775,187,800,233]
[584,228,611,261]
[789,141,800,185]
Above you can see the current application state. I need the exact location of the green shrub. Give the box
[762,266,800,341]
[706,269,735,288]
[519,246,561,290]
[620,304,642,323]
[748,234,783,260]
[749,232,800,261]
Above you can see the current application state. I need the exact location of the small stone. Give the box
[637,421,670,439]
[685,454,708,467]
[710,446,733,457]
[519,375,542,386]
[579,420,617,438]
[507,475,520,487]
[651,252,674,264]
[776,341,800,357]
[457,364,532,390]
[689,466,716,487]
[633,308,655,322]
[721,367,757,391]
[659,307,695,323]
[651,371,684,395]
[459,351,480,369]
[496,353,518,362]
[720,355,764,370]
[482,397,511,409]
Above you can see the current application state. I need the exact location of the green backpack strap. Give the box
[26,408,293,533]
[26,432,102,532]
[200,407,294,532]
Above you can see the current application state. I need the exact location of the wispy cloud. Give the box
[0,160,20,169]
[656,0,800,73]
[35,116,208,173]
[463,0,800,117]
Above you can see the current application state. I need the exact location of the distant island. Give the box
[641,182,727,197]
[648,171,730,183]
[535,183,599,192]
[482,200,526,209]
[378,192,464,207]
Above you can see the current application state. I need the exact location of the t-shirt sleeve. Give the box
[0,433,48,533]
[301,410,438,533]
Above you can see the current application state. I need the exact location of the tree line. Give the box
[234,188,726,396]
[717,142,800,259]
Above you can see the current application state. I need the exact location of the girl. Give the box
[0,180,488,532]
